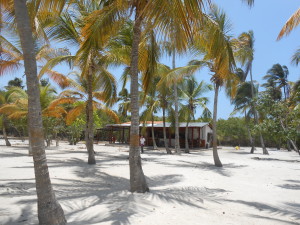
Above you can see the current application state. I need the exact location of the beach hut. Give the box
[101,121,212,148]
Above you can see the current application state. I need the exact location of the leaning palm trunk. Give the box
[85,65,96,164]
[173,51,181,154]
[2,117,11,146]
[255,110,268,155]
[162,107,171,154]
[247,126,255,154]
[129,9,149,193]
[151,116,157,149]
[249,68,268,155]
[280,120,299,155]
[185,120,190,153]
[212,83,222,167]
[14,0,66,224]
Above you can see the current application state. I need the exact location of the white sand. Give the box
[0,139,299,225]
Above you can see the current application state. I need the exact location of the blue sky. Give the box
[1,1,299,119]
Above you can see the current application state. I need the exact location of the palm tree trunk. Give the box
[280,120,299,154]
[248,127,256,153]
[2,117,11,146]
[250,68,268,155]
[85,64,96,164]
[162,107,171,154]
[212,83,222,167]
[151,116,157,149]
[173,51,180,154]
[245,112,255,153]
[14,1,66,224]
[283,85,287,101]
[129,8,149,193]
[185,120,190,153]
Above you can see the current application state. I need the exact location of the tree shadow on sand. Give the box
[251,157,300,163]
[277,180,300,190]
[2,157,230,225]
[223,199,300,224]
[147,158,248,177]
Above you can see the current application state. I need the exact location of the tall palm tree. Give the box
[263,64,290,100]
[140,77,160,150]
[231,80,257,153]
[85,0,255,193]
[233,30,269,155]
[190,5,238,167]
[158,5,239,166]
[178,77,212,153]
[156,65,173,154]
[12,0,66,224]
[41,3,118,164]
[84,0,211,192]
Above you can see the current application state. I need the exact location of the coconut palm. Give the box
[261,77,282,101]
[0,85,67,147]
[0,90,12,146]
[10,0,67,223]
[233,30,269,155]
[156,65,174,154]
[52,73,119,130]
[189,5,238,167]
[140,89,160,150]
[41,2,118,164]
[178,77,212,153]
[83,0,255,192]
[118,88,131,120]
[0,33,71,88]
[263,64,290,100]
[231,80,258,153]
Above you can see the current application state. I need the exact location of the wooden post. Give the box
[199,127,201,147]
[168,128,171,147]
[192,127,194,148]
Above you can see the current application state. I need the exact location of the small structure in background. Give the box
[97,121,212,149]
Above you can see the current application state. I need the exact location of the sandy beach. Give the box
[0,139,299,225]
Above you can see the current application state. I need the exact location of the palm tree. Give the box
[84,0,214,192]
[140,78,160,150]
[118,88,131,120]
[83,0,256,193]
[156,65,173,154]
[263,64,290,100]
[233,30,269,155]
[53,72,119,131]
[189,6,238,167]
[178,77,212,153]
[12,0,66,223]
[289,79,300,110]
[231,80,257,153]
[41,3,118,164]
[0,86,67,147]
[261,77,282,101]
[0,90,12,146]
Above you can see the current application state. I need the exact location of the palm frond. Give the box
[277,8,300,40]
[66,102,86,125]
